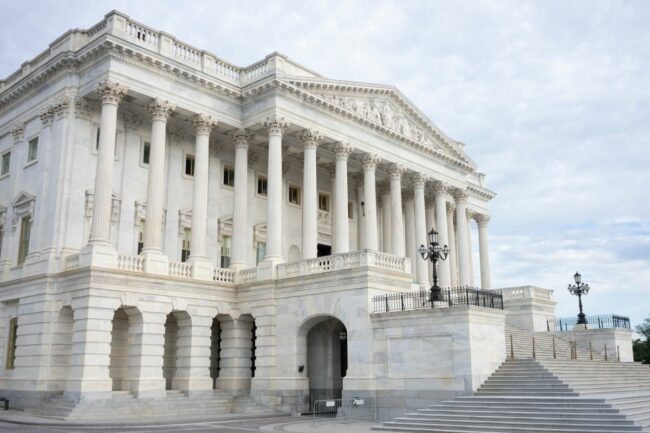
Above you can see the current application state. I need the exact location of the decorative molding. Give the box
[74,97,97,120]
[96,80,128,106]
[148,98,176,121]
[11,191,36,229]
[431,180,448,195]
[52,95,71,118]
[39,107,54,127]
[178,209,192,234]
[333,142,352,159]
[453,188,468,203]
[84,190,121,226]
[10,124,24,143]
[0,205,7,229]
[388,162,405,179]
[191,113,216,136]
[412,172,428,187]
[299,129,322,148]
[264,115,288,135]
[474,213,490,227]
[361,153,381,169]
[232,128,253,148]
[134,200,166,230]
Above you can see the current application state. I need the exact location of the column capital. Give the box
[388,163,405,179]
[412,172,428,188]
[232,128,253,148]
[264,115,288,135]
[466,208,475,220]
[432,180,448,195]
[39,107,54,128]
[334,142,353,160]
[96,80,128,105]
[474,213,490,227]
[361,153,381,170]
[299,129,322,148]
[402,189,414,202]
[52,95,71,118]
[378,181,391,196]
[10,123,25,143]
[446,201,456,216]
[123,112,144,128]
[453,188,469,203]
[148,98,176,121]
[192,114,216,136]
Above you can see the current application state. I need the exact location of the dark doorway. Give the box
[317,243,331,257]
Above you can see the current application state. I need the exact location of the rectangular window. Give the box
[185,154,195,177]
[17,217,31,265]
[6,318,18,370]
[1,152,11,176]
[288,185,301,206]
[256,175,268,196]
[348,201,354,220]
[181,228,191,262]
[142,142,150,165]
[27,138,38,162]
[223,167,235,187]
[256,242,266,265]
[319,193,330,211]
[137,221,145,255]
[220,236,232,268]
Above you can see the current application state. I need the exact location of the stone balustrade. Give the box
[236,267,258,284]
[214,268,236,283]
[497,286,553,301]
[169,261,192,278]
[117,254,144,273]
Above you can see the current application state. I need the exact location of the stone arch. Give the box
[297,314,348,405]
[51,305,74,391]
[109,306,143,392]
[162,310,191,390]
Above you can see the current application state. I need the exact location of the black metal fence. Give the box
[547,314,631,332]
[372,287,503,313]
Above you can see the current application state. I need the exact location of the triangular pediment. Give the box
[283,78,477,170]
[12,191,35,207]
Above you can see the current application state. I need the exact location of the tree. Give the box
[633,315,650,364]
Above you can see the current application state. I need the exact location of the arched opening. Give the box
[210,316,221,389]
[300,316,348,405]
[53,306,74,390]
[162,310,191,390]
[109,306,142,391]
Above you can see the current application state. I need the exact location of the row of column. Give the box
[87,81,491,288]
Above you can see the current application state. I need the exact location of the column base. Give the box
[141,250,169,275]
[79,242,117,269]
[188,257,214,281]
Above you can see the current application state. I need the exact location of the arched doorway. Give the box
[109,306,142,391]
[300,316,348,405]
[162,310,191,390]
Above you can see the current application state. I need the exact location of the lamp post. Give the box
[418,229,450,304]
[567,271,590,325]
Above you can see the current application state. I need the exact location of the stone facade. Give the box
[0,11,508,417]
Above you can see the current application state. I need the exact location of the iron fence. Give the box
[312,397,376,425]
[372,287,503,313]
[547,314,631,332]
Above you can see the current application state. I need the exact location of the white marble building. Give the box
[0,11,508,416]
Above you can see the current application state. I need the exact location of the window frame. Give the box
[181,227,191,262]
[256,174,268,198]
[184,153,195,178]
[140,141,151,168]
[287,184,302,207]
[25,136,39,166]
[17,216,31,265]
[318,192,330,212]
[220,235,232,268]
[222,166,235,189]
[0,150,11,178]
[5,317,18,370]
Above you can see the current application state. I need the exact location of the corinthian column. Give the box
[454,189,471,287]
[142,98,175,274]
[189,114,215,280]
[446,202,458,287]
[466,209,476,286]
[89,81,128,246]
[403,189,416,281]
[300,129,320,259]
[228,128,252,270]
[362,154,380,251]
[333,142,352,254]
[379,182,391,253]
[475,214,491,289]
[413,173,429,286]
[433,181,451,288]
[263,116,287,265]
[425,192,437,282]
[389,163,405,257]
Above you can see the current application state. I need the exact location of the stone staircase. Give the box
[25,389,275,421]
[374,359,650,433]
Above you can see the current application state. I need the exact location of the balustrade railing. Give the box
[64,253,80,271]
[117,255,144,273]
[236,267,257,283]
[169,261,192,278]
[548,314,631,332]
[276,250,410,279]
[214,267,236,283]
[372,287,504,313]
[126,21,159,48]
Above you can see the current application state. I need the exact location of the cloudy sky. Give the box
[1,1,648,329]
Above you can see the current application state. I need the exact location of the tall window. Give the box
[223,167,235,187]
[27,138,38,162]
[319,193,330,211]
[137,221,145,254]
[288,185,301,206]
[142,142,151,165]
[257,176,268,196]
[181,228,191,262]
[17,217,31,265]
[1,152,11,176]
[5,318,18,370]
[220,236,232,268]
[256,242,266,264]
[185,154,195,177]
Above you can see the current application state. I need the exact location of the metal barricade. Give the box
[313,397,376,426]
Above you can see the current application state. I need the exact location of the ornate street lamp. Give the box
[418,229,450,304]
[567,271,590,325]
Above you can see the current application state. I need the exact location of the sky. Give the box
[1,0,649,330]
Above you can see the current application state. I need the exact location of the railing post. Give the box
[604,343,608,361]
[552,337,556,359]
[448,290,452,307]
[589,341,593,360]
[617,345,620,362]
[510,333,515,360]
[532,336,536,359]
[400,293,405,311]
[385,294,389,312]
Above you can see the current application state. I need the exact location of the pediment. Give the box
[283,78,477,170]
[12,191,35,208]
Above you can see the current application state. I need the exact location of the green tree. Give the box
[634,315,650,364]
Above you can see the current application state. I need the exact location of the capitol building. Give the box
[0,11,641,427]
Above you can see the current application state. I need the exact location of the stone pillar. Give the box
[230,129,252,270]
[216,316,253,392]
[379,183,392,253]
[189,114,215,280]
[475,214,492,289]
[403,191,416,281]
[333,143,352,254]
[446,202,459,287]
[362,154,380,251]
[328,164,337,249]
[355,177,365,250]
[263,116,287,266]
[454,189,471,287]
[413,174,429,287]
[173,313,213,394]
[142,99,175,275]
[389,163,405,257]
[425,192,437,282]
[129,308,167,398]
[300,129,321,259]
[466,209,476,287]
[433,181,451,288]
